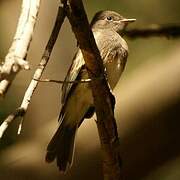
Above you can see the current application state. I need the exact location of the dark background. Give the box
[0,0,180,179]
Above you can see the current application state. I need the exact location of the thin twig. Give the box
[0,6,66,138]
[0,0,41,96]
[33,76,104,84]
[124,24,180,39]
[0,108,25,138]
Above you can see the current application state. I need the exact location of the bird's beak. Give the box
[120,18,136,23]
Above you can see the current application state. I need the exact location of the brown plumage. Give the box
[46,10,135,172]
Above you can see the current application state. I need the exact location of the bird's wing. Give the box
[61,30,100,105]
[61,49,85,104]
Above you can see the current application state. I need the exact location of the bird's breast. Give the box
[105,53,125,89]
[93,29,128,89]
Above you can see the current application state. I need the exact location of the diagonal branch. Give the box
[0,6,66,138]
[124,24,180,39]
[0,0,41,96]
[63,0,123,179]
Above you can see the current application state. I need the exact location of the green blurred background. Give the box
[0,0,180,179]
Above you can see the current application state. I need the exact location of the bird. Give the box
[45,10,135,172]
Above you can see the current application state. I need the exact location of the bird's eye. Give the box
[106,16,112,21]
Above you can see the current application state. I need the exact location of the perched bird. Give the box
[46,10,135,171]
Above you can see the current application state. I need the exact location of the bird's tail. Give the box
[45,119,77,172]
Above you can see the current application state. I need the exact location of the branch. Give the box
[33,76,104,84]
[0,6,66,138]
[0,0,41,96]
[124,24,180,39]
[63,0,123,179]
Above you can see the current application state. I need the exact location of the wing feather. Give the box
[61,50,85,104]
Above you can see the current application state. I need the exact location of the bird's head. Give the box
[91,10,136,33]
